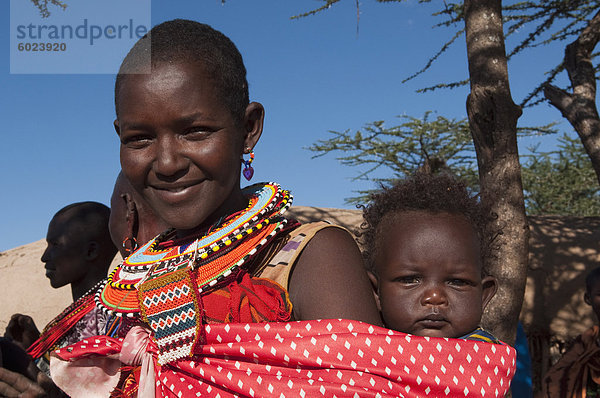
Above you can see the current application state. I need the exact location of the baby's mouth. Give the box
[418,313,449,328]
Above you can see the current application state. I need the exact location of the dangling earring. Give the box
[242,150,255,181]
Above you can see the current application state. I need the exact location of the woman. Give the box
[29,20,515,398]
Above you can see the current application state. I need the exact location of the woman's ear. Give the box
[242,102,264,151]
[367,271,382,312]
[481,276,498,311]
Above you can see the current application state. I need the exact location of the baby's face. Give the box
[372,211,496,338]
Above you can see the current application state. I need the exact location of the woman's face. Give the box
[115,62,262,232]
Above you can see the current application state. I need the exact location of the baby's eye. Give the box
[395,276,421,284]
[448,279,470,287]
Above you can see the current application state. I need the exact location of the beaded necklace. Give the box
[98,183,296,364]
[27,279,105,359]
[95,182,293,318]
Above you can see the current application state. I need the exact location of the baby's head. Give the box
[362,173,497,338]
[584,266,600,323]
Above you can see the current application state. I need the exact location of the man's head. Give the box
[41,202,116,296]
[584,266,600,323]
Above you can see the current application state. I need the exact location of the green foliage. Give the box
[308,112,600,216]
[522,133,600,216]
[307,112,479,204]
[29,0,67,18]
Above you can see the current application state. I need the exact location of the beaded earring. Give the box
[242,150,255,181]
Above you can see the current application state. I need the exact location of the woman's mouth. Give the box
[149,181,201,202]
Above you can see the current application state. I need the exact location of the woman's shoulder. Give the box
[254,221,350,289]
[256,220,380,325]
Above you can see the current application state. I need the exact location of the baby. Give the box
[362,173,499,341]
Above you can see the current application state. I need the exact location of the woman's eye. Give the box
[184,126,212,139]
[121,134,152,148]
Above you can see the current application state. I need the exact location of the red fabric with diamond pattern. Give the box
[53,319,516,397]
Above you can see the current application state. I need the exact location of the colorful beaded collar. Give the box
[96,182,292,317]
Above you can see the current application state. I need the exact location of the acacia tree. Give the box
[463,0,527,344]
[522,134,600,215]
[301,0,599,345]
[308,113,479,204]
[544,10,600,185]
[28,0,66,18]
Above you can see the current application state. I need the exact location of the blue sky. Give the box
[1,0,576,251]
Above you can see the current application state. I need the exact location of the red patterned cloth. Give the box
[51,319,515,397]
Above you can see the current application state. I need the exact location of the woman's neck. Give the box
[175,189,249,240]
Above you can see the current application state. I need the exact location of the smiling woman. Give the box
[115,61,258,233]
[13,19,516,398]
[17,19,393,397]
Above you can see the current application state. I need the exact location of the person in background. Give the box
[512,321,534,397]
[109,171,169,258]
[542,266,600,397]
[6,202,117,351]
[1,202,117,397]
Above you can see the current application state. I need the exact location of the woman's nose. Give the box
[153,136,188,179]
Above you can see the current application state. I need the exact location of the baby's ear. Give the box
[480,276,498,311]
[367,271,382,312]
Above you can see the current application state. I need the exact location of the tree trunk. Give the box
[543,10,600,186]
[464,0,528,345]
